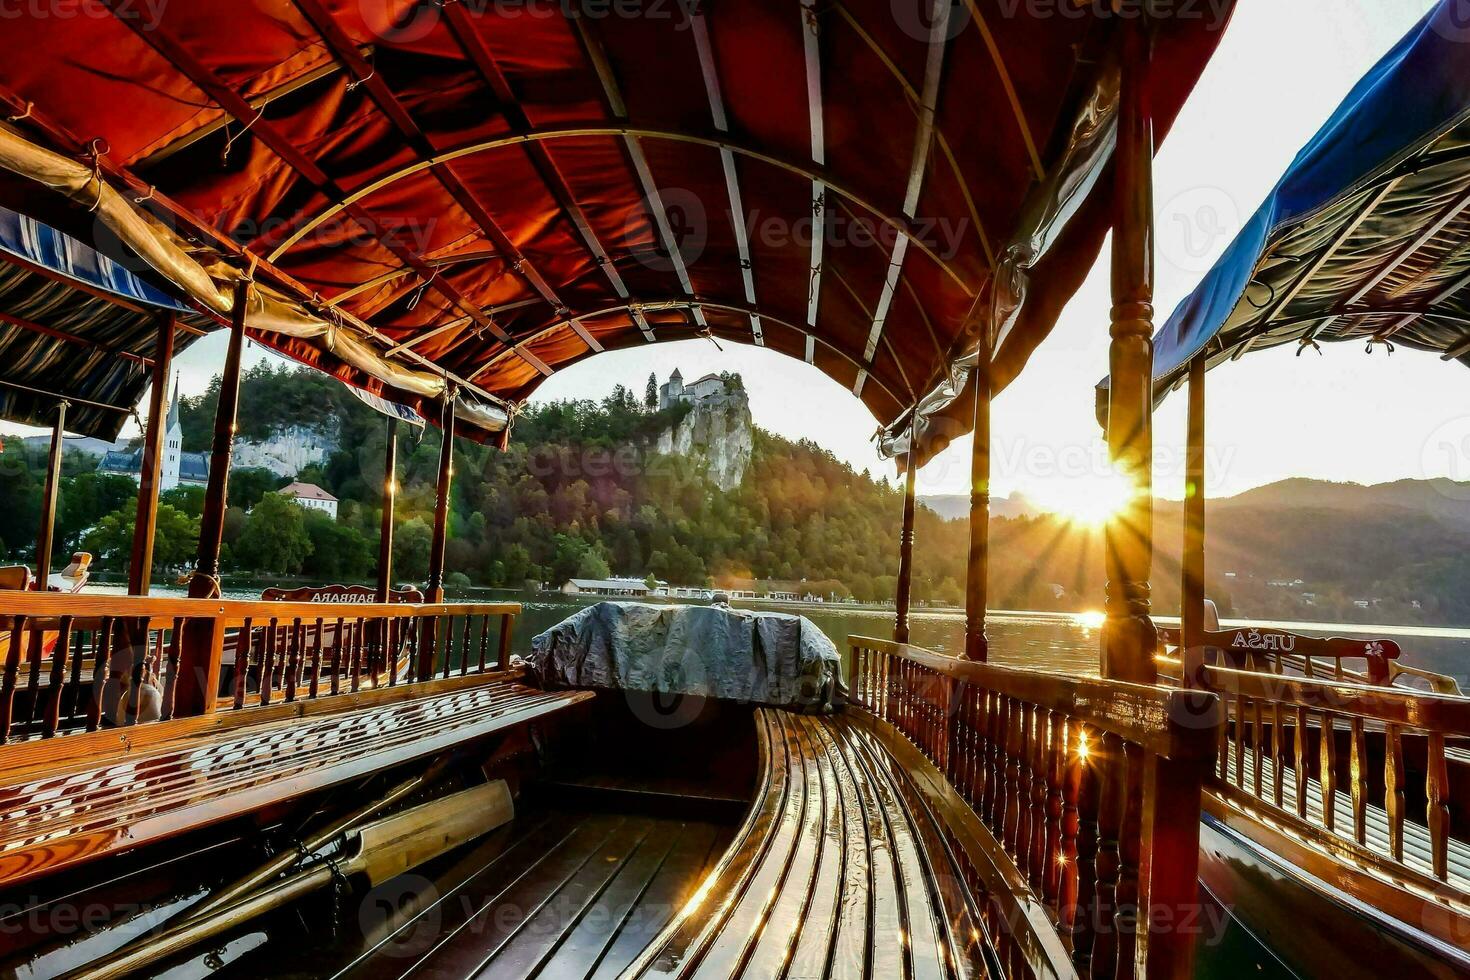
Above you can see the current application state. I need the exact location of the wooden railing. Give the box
[1204,665,1470,908]
[0,594,517,742]
[848,637,1221,980]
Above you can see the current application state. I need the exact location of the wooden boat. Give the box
[18,2,1455,978]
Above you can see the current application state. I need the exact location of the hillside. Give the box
[6,363,1470,625]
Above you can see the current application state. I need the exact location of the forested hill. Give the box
[7,363,1470,626]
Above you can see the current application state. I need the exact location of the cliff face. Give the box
[656,388,753,491]
[232,423,340,477]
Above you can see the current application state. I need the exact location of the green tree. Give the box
[576,548,612,580]
[228,468,283,510]
[301,509,372,580]
[645,372,658,409]
[81,504,199,578]
[234,493,311,575]
[644,572,658,592]
[394,517,432,582]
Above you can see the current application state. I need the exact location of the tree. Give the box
[394,517,432,582]
[301,509,372,580]
[645,372,658,409]
[81,504,199,578]
[228,468,283,509]
[644,572,658,592]
[233,492,311,575]
[576,548,612,580]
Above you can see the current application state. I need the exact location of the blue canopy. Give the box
[1099,0,1470,420]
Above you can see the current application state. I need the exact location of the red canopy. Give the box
[0,1,1232,440]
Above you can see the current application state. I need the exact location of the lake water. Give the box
[104,584,1470,688]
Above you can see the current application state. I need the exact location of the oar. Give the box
[65,780,514,980]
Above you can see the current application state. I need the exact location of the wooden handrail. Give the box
[1205,665,1470,732]
[0,594,521,741]
[847,636,1220,980]
[851,637,1221,761]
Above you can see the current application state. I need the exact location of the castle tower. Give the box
[659,368,685,410]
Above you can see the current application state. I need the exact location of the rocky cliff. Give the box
[232,422,340,478]
[656,386,753,491]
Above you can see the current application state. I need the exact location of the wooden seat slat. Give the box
[0,677,590,889]
[625,709,991,980]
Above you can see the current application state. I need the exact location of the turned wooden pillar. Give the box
[426,392,456,603]
[1180,356,1206,687]
[129,313,177,595]
[964,331,993,662]
[894,415,919,645]
[33,400,66,588]
[188,281,249,599]
[1101,15,1158,684]
[177,281,248,717]
[376,417,399,602]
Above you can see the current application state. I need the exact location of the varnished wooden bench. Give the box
[0,672,591,889]
[624,707,997,979]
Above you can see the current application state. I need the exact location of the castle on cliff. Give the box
[658,368,737,410]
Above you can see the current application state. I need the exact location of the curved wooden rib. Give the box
[624,708,992,979]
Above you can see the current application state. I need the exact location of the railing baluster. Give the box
[1115,742,1143,979]
[1072,724,1101,974]
[478,614,490,672]
[64,625,85,723]
[1092,731,1125,980]
[1293,704,1308,820]
[309,618,324,699]
[1350,716,1367,845]
[1427,731,1450,881]
[1251,699,1264,799]
[1385,723,1404,862]
[284,618,303,702]
[1320,711,1337,832]
[1043,709,1064,907]
[1005,698,1023,857]
[346,618,360,692]
[259,618,278,706]
[42,616,72,737]
[495,613,513,671]
[1029,705,1049,889]
[1,615,27,743]
[86,617,113,732]
[1233,693,1245,788]
[459,614,472,676]
[1271,699,1285,807]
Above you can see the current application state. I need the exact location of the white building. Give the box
[97,381,209,490]
[278,481,339,518]
[562,577,662,597]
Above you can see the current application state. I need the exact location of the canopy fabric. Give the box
[0,206,211,438]
[1098,0,1470,421]
[0,2,1230,447]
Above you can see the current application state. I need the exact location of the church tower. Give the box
[161,379,183,491]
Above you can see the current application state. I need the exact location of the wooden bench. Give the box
[0,672,591,889]
[624,707,997,979]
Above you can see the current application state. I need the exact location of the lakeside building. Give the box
[278,481,339,519]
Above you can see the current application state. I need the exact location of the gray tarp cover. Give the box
[526,602,843,710]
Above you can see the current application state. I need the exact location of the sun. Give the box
[1033,466,1138,527]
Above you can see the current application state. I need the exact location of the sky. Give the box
[6,0,1456,504]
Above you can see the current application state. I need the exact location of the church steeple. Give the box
[165,377,181,433]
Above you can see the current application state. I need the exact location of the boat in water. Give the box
[0,2,1464,978]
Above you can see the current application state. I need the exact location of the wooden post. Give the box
[1135,753,1207,980]
[1101,15,1158,684]
[894,414,919,645]
[964,331,992,661]
[176,281,248,717]
[34,400,66,587]
[376,417,399,602]
[129,314,177,595]
[188,281,249,599]
[426,393,456,603]
[1180,356,1206,687]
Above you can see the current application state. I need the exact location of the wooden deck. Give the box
[0,672,590,889]
[625,708,994,980]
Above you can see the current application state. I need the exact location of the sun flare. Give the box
[1033,466,1138,527]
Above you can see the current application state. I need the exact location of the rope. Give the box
[6,101,32,122]
[84,138,109,213]
[1295,337,1321,356]
[221,107,265,165]
[1366,337,1395,355]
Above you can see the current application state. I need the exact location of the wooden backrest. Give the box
[0,566,32,592]
[260,584,425,604]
